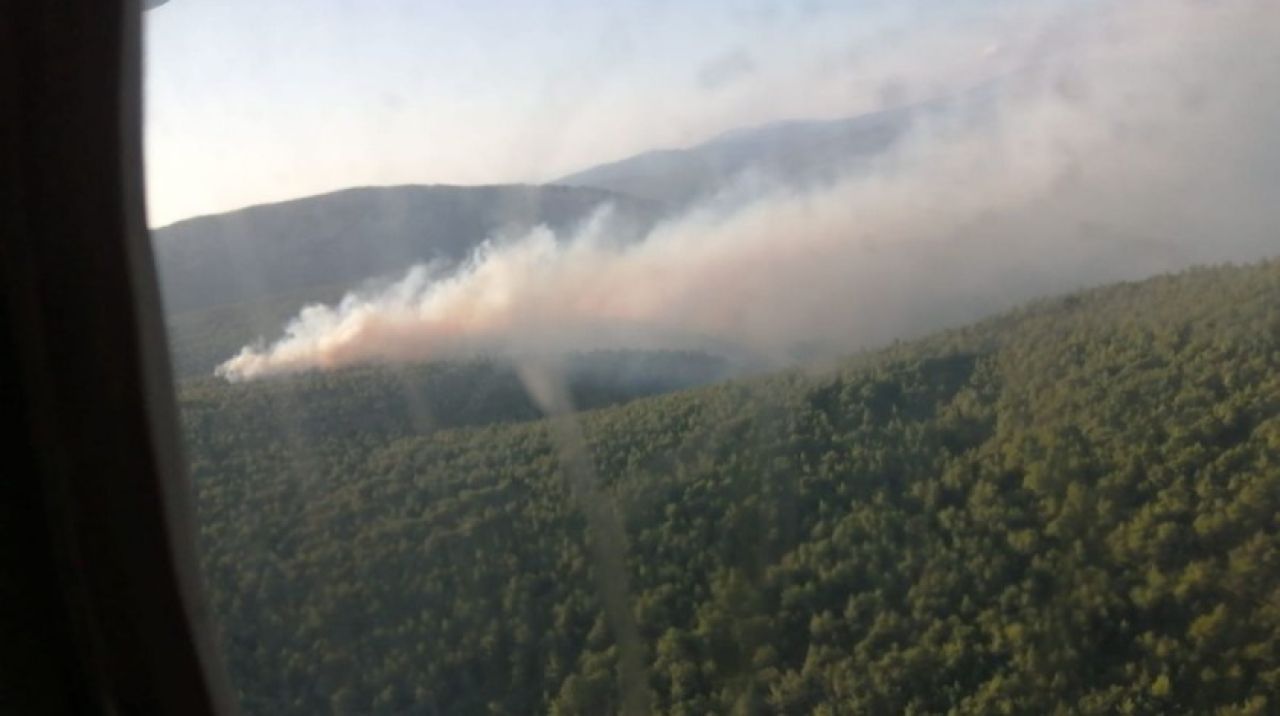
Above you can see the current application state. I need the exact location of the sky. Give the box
[143,0,1060,226]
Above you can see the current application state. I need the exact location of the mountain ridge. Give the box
[551,106,917,205]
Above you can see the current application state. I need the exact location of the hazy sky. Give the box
[143,0,1062,226]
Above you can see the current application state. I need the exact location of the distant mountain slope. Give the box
[151,184,662,376]
[153,184,662,315]
[553,106,917,205]
[553,83,1006,207]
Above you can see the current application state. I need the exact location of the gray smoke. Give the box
[217,0,1280,382]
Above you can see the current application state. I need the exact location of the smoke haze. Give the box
[217,0,1280,382]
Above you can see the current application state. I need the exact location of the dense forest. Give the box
[180,260,1280,714]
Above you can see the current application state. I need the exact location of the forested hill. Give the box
[179,350,733,445]
[184,259,1280,715]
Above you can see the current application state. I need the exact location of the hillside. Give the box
[182,259,1280,714]
[179,350,734,445]
[151,184,663,376]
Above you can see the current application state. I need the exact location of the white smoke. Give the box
[217,0,1280,382]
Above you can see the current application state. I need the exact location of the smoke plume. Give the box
[217,0,1280,382]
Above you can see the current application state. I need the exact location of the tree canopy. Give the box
[181,260,1280,714]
